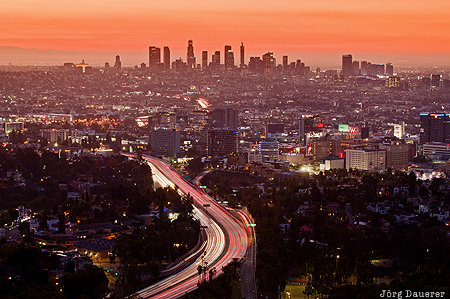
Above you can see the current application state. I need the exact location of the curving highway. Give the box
[123,154,248,299]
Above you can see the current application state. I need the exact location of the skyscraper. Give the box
[163,46,170,70]
[420,113,450,144]
[385,63,394,76]
[360,61,368,75]
[352,61,360,75]
[149,46,161,71]
[282,56,288,69]
[240,43,245,68]
[187,39,196,68]
[207,129,238,157]
[212,51,221,67]
[224,45,234,69]
[262,52,275,74]
[151,128,180,157]
[342,54,353,77]
[114,55,121,70]
[202,51,208,69]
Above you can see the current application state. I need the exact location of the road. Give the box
[237,209,257,299]
[123,154,248,299]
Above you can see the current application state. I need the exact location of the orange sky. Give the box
[1,0,450,65]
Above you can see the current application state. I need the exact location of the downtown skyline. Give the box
[1,0,450,66]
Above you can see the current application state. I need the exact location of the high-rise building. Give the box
[361,127,370,139]
[352,61,360,75]
[262,52,275,74]
[385,144,411,170]
[114,55,122,70]
[40,129,70,144]
[240,43,245,68]
[282,56,288,69]
[187,39,196,68]
[249,57,263,73]
[209,108,239,129]
[212,51,221,67]
[346,148,386,171]
[360,61,368,75]
[419,113,450,144]
[224,45,234,69]
[150,128,181,157]
[149,46,161,71]
[385,63,394,76]
[207,129,238,157]
[163,46,170,70]
[202,51,208,69]
[299,114,323,145]
[342,54,353,77]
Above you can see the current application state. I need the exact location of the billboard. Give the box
[338,124,349,132]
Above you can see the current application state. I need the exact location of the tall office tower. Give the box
[150,128,181,157]
[202,51,208,69]
[282,56,288,69]
[207,129,238,157]
[262,52,275,74]
[163,46,170,70]
[431,74,441,88]
[342,54,353,77]
[114,55,121,70]
[419,113,450,144]
[360,61,368,75]
[212,51,221,67]
[385,63,394,76]
[224,45,233,69]
[209,108,239,129]
[148,46,161,71]
[187,39,196,68]
[249,57,263,73]
[360,127,370,139]
[240,42,245,68]
[352,61,360,75]
[385,144,412,171]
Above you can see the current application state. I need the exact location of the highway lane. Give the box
[124,154,248,299]
[237,210,257,299]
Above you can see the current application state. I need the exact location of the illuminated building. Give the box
[207,129,238,157]
[150,128,180,157]
[163,46,170,70]
[342,54,353,77]
[422,142,450,161]
[40,129,70,144]
[346,148,386,171]
[202,51,208,69]
[149,46,161,71]
[224,45,234,69]
[260,140,279,162]
[187,39,196,68]
[393,122,406,139]
[420,113,450,144]
[385,63,394,76]
[240,43,245,68]
[299,114,323,146]
[4,122,24,134]
[262,52,275,74]
[385,76,400,88]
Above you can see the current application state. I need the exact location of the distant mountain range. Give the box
[0,46,146,66]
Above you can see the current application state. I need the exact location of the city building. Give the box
[385,144,411,170]
[419,113,450,144]
[346,148,386,171]
[149,46,161,71]
[240,43,245,68]
[4,122,24,134]
[150,128,181,157]
[260,140,279,162]
[262,52,275,74]
[385,63,394,76]
[207,129,238,157]
[40,129,70,144]
[209,108,239,130]
[163,46,170,70]
[342,54,353,77]
[393,121,406,139]
[187,39,196,68]
[202,51,208,69]
[114,55,121,70]
[224,45,234,69]
[212,51,221,67]
[422,142,450,161]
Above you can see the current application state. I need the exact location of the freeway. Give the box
[123,154,248,299]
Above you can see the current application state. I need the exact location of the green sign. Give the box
[203,204,210,207]
[338,124,349,132]
[199,186,206,189]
